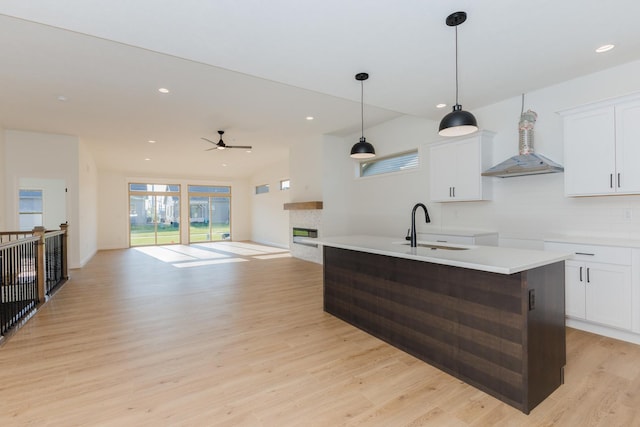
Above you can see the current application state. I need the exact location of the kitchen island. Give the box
[321,235,571,414]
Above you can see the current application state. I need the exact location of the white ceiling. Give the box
[2,0,640,179]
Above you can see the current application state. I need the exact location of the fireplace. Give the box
[292,227,318,247]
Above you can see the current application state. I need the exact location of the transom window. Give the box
[255,184,269,194]
[359,150,419,177]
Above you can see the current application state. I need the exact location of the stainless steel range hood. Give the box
[482,109,564,178]
[481,152,564,177]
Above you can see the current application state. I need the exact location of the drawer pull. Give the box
[436,240,448,243]
[575,252,595,256]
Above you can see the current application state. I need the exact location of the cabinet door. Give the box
[615,99,640,194]
[429,142,458,201]
[565,260,586,320]
[563,106,616,196]
[451,137,482,201]
[585,263,632,330]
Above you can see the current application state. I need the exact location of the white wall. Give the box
[290,135,324,202]
[319,59,640,249]
[0,127,5,231]
[323,115,439,238]
[78,140,98,265]
[249,158,290,248]
[3,130,90,267]
[97,171,252,249]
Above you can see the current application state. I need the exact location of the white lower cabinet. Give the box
[564,259,632,330]
[545,240,638,342]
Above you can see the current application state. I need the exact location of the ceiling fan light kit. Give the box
[350,72,376,159]
[438,11,479,137]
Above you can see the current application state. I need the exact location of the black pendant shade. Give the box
[439,104,478,137]
[350,136,376,159]
[439,11,478,137]
[350,72,375,159]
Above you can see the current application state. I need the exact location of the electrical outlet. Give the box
[623,209,633,221]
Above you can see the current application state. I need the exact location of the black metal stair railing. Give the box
[0,224,69,338]
[45,231,66,296]
[0,236,40,336]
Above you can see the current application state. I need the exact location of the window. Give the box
[255,184,269,195]
[19,189,43,230]
[280,179,290,190]
[359,150,419,177]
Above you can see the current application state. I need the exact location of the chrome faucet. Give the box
[410,203,431,247]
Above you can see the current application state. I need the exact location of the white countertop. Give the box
[417,227,497,237]
[545,235,640,248]
[317,235,572,275]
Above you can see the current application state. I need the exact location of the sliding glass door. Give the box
[129,183,181,247]
[188,185,231,243]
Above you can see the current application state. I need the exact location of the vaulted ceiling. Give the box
[2,1,640,179]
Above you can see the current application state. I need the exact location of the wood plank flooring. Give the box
[1,243,639,426]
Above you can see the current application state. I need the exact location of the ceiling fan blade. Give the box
[228,145,253,149]
[205,147,217,151]
[201,137,218,145]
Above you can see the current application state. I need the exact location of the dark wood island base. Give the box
[323,246,566,414]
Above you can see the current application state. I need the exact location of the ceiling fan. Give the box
[202,130,252,151]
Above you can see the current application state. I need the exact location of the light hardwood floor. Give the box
[1,243,639,426]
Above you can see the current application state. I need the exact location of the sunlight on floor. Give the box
[133,242,290,266]
[173,258,248,268]
[253,253,292,260]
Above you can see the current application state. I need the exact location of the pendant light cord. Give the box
[521,93,525,115]
[361,79,364,138]
[455,25,459,105]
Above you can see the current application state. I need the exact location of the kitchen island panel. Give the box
[323,246,565,414]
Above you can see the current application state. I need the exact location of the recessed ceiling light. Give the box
[595,44,615,53]
[246,150,252,153]
[158,87,170,93]
[144,158,151,161]
[222,163,228,167]
[148,140,156,144]
[306,116,314,121]
[436,103,447,109]
[57,95,68,102]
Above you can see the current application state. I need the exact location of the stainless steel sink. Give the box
[400,242,469,250]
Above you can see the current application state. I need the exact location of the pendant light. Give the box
[350,72,376,159]
[438,11,478,137]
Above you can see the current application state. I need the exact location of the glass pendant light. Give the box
[439,11,478,137]
[350,72,376,159]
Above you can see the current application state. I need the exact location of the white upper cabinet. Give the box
[562,94,640,196]
[429,130,493,202]
[614,99,640,193]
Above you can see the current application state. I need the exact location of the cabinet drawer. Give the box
[545,242,631,265]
